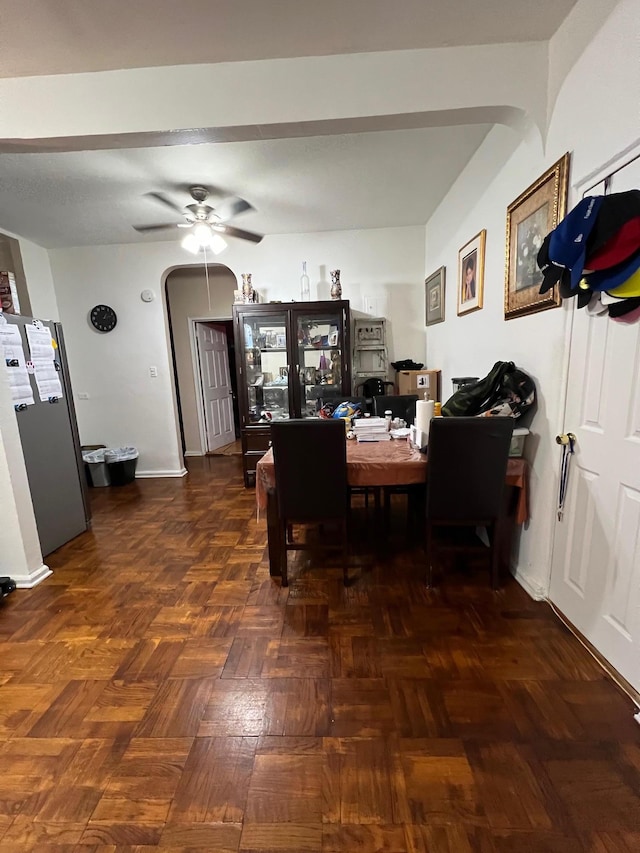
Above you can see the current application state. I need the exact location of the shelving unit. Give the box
[352,317,388,392]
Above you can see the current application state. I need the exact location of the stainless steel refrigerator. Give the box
[5,314,90,556]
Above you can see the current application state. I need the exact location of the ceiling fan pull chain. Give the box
[203,244,212,313]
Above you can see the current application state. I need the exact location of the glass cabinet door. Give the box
[295,308,344,417]
[240,312,291,423]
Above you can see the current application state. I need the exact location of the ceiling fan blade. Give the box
[215,196,254,221]
[145,191,184,215]
[133,223,177,233]
[218,224,263,244]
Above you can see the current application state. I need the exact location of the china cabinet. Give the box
[232,300,351,485]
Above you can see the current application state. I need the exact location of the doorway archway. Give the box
[165,264,240,455]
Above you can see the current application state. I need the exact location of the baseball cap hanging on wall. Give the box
[537,189,640,321]
[547,195,604,289]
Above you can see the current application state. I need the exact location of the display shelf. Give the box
[253,345,341,353]
[299,345,341,352]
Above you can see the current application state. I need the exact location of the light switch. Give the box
[149,366,158,378]
[77,392,89,400]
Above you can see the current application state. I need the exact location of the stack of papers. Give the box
[353,417,391,441]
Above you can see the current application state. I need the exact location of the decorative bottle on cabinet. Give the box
[300,262,310,301]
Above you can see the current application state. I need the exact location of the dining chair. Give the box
[424,416,514,589]
[356,377,395,398]
[373,394,419,424]
[270,419,349,587]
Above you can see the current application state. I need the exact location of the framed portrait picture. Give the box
[275,333,287,348]
[457,230,486,315]
[328,330,339,346]
[425,266,446,326]
[504,153,570,320]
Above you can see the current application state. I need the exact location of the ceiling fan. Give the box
[133,185,263,253]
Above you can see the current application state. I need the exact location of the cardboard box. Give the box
[396,369,441,401]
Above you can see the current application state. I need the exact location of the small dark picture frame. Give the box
[425,266,446,326]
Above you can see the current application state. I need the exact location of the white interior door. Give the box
[549,159,640,694]
[195,322,235,452]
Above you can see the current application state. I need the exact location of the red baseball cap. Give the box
[585,216,640,270]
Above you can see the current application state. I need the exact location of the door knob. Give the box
[556,432,576,446]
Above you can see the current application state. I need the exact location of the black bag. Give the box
[442,361,536,420]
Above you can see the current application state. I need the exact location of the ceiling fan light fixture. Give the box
[181,232,201,254]
[137,185,260,247]
[181,226,228,255]
[193,222,213,243]
[210,233,228,255]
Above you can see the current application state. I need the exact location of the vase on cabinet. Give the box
[241,273,254,303]
[330,269,342,300]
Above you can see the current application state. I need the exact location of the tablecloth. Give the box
[256,440,529,524]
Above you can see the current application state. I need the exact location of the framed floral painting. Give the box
[504,153,570,319]
[425,266,446,326]
[457,230,486,315]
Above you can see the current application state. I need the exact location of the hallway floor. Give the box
[0,456,639,852]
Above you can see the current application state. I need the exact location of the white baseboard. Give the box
[513,566,548,601]
[14,563,52,588]
[136,468,188,479]
[184,451,204,457]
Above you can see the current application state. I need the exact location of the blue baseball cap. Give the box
[548,195,604,289]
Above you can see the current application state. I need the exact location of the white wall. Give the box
[166,265,237,454]
[425,0,640,597]
[49,226,425,474]
[19,238,60,321]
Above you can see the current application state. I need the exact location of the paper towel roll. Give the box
[415,399,434,436]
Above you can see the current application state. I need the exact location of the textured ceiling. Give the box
[0,1,579,249]
[0,125,490,248]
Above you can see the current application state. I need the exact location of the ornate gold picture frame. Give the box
[504,153,571,320]
[457,230,486,316]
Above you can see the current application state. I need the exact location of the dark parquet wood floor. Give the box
[1,455,639,852]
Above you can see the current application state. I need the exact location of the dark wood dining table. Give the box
[256,438,529,578]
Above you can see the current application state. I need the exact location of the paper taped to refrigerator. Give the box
[0,322,34,406]
[25,323,63,401]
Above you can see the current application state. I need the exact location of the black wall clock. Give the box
[90,304,117,333]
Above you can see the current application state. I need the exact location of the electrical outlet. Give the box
[77,392,90,400]
[149,366,158,378]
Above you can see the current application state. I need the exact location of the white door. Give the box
[195,323,235,452]
[549,158,640,693]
